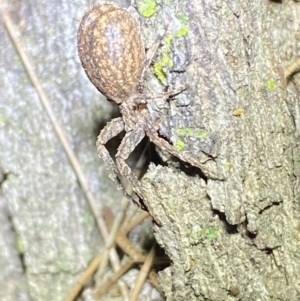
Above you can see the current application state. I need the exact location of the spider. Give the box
[78,4,224,211]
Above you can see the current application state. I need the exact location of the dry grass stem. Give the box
[63,252,103,301]
[123,211,149,234]
[129,244,156,301]
[95,257,134,298]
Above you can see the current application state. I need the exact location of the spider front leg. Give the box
[96,117,129,195]
[146,127,226,181]
[115,128,146,200]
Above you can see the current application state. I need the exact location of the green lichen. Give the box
[175,26,189,38]
[294,156,300,168]
[247,115,255,123]
[175,139,185,150]
[137,0,157,18]
[204,226,218,241]
[166,206,175,215]
[223,161,233,169]
[176,12,189,25]
[152,34,174,82]
[164,34,173,51]
[152,21,187,82]
[197,129,207,139]
[17,237,24,253]
[175,13,189,38]
[162,0,172,6]
[267,79,276,91]
[153,52,173,82]
[177,127,193,136]
[224,7,231,15]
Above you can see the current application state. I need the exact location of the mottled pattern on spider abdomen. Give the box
[77,3,145,104]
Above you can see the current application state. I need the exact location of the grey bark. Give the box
[141,0,300,300]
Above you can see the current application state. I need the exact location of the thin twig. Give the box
[129,244,156,301]
[122,205,140,229]
[96,197,131,280]
[0,5,128,298]
[122,211,149,234]
[148,269,162,293]
[95,257,134,298]
[115,233,146,263]
[63,252,103,301]
[66,210,156,300]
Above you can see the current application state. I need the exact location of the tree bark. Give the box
[141,0,300,300]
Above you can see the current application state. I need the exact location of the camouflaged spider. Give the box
[78,4,224,207]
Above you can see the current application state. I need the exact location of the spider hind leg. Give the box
[96,117,130,196]
[115,128,146,199]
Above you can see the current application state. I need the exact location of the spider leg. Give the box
[96,118,160,223]
[115,128,161,221]
[96,117,130,195]
[146,128,226,181]
[140,23,169,80]
[115,128,146,199]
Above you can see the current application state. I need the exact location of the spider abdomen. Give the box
[77,3,145,104]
